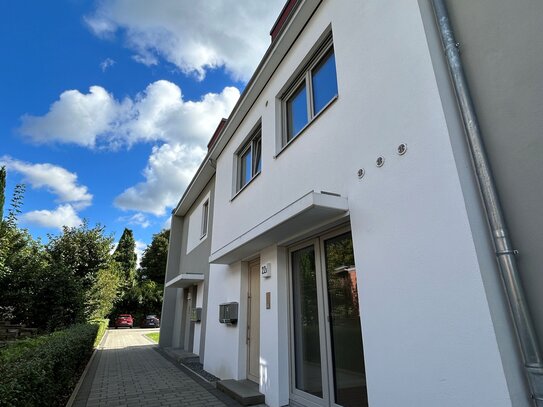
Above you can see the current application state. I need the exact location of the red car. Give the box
[115,314,134,328]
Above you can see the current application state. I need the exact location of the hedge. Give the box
[0,323,98,407]
[90,318,109,348]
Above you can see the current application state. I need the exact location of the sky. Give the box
[0,0,284,253]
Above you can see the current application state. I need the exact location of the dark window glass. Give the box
[291,245,323,398]
[312,49,338,115]
[287,82,308,141]
[324,232,368,407]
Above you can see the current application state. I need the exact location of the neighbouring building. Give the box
[160,1,543,406]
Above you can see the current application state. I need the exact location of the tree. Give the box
[111,230,169,322]
[0,171,124,330]
[0,225,88,331]
[140,229,170,284]
[46,221,113,290]
[113,228,137,284]
[86,262,122,320]
[5,183,24,230]
[30,264,87,331]
[0,166,5,220]
[111,277,163,325]
[0,178,26,277]
[0,229,49,323]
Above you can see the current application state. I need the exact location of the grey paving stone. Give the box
[72,329,230,407]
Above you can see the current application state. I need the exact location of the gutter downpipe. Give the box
[431,1,543,405]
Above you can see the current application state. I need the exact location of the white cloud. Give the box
[123,81,239,146]
[19,86,126,147]
[16,81,239,216]
[0,157,91,230]
[18,81,239,149]
[115,143,206,216]
[21,204,82,230]
[118,212,151,228]
[0,156,92,209]
[85,0,284,81]
[100,57,116,71]
[85,14,116,38]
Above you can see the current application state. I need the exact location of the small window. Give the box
[201,199,209,238]
[283,36,338,144]
[236,126,262,192]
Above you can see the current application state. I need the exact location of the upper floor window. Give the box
[283,36,338,144]
[201,199,209,238]
[237,125,262,192]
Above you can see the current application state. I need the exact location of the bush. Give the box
[90,318,109,348]
[0,323,98,407]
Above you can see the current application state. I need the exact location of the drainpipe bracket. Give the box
[496,249,519,256]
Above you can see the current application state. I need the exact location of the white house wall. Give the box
[202,1,521,406]
[204,263,245,380]
[259,244,290,407]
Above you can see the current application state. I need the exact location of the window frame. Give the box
[281,34,338,148]
[200,199,209,239]
[235,123,262,195]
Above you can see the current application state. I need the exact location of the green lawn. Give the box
[145,332,160,343]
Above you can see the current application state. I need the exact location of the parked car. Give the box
[115,314,134,328]
[140,315,160,328]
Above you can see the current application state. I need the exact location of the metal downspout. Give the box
[430,0,543,405]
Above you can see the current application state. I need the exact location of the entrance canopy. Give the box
[209,191,348,264]
[165,273,204,288]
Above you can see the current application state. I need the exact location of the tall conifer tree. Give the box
[114,228,137,283]
[0,166,5,220]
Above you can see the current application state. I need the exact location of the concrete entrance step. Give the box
[216,379,265,406]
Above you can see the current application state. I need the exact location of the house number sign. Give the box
[261,262,272,278]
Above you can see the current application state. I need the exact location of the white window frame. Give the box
[281,34,337,147]
[234,124,262,195]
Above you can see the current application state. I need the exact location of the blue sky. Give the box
[1,0,283,252]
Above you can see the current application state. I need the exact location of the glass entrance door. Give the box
[290,231,368,407]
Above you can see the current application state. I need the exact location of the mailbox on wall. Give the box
[191,307,202,323]
[219,302,238,325]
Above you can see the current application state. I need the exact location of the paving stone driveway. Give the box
[73,328,229,407]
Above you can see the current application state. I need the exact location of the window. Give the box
[201,199,209,238]
[283,36,338,144]
[236,125,262,192]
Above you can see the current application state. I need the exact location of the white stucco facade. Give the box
[161,1,534,406]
